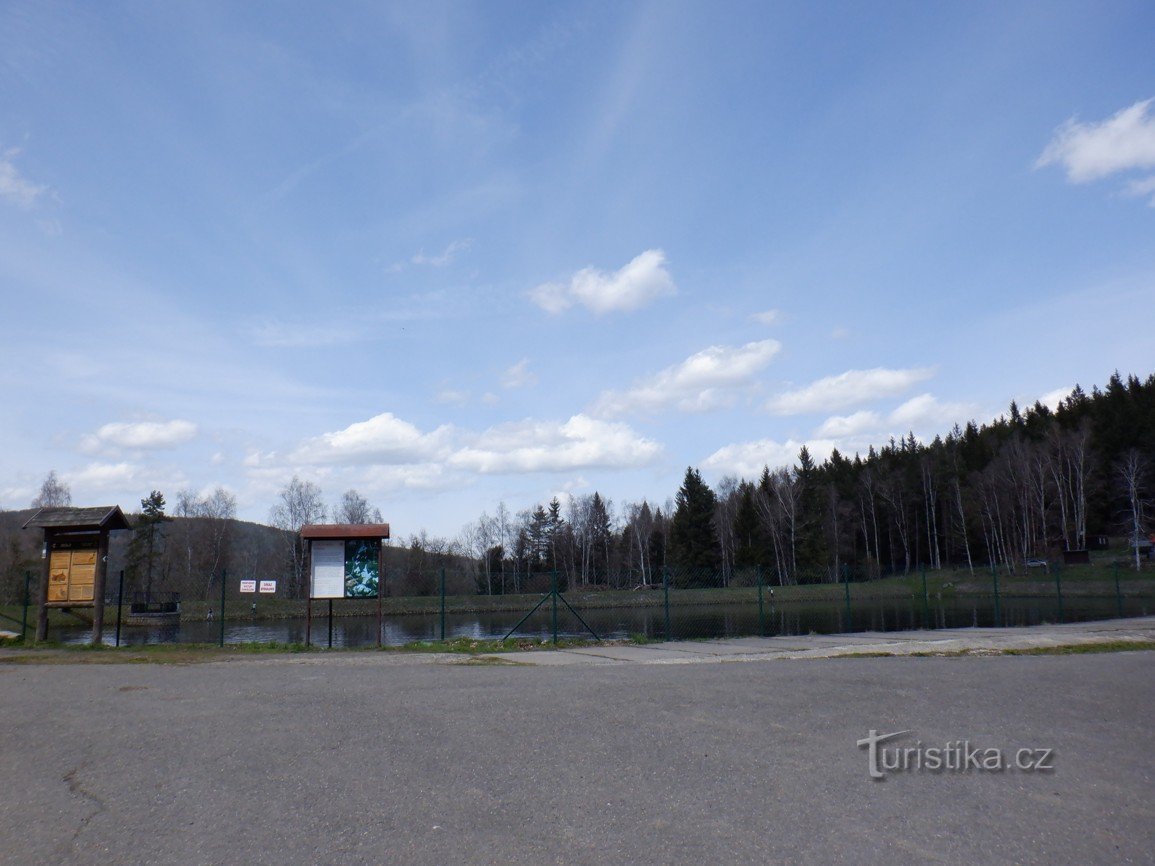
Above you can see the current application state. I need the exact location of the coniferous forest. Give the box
[463,372,1155,590]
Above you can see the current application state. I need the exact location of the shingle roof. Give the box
[23,506,132,532]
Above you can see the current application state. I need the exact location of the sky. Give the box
[2,0,1154,539]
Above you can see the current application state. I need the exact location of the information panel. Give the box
[311,540,346,598]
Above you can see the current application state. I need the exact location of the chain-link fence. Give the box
[10,559,1154,648]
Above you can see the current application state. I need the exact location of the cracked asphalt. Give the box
[2,619,1153,865]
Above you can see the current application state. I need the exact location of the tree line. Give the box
[3,371,1151,603]
[454,372,1154,589]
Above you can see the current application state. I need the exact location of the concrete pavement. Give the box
[486,616,1155,665]
[1,618,1153,864]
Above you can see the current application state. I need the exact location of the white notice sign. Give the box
[239,579,257,593]
[259,580,277,594]
[311,540,345,598]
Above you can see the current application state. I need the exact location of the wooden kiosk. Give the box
[23,506,132,644]
[300,523,390,647]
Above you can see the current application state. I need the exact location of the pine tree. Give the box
[669,467,720,576]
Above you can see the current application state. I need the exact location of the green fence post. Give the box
[921,566,930,629]
[1114,562,1124,618]
[843,567,852,629]
[21,570,31,641]
[551,568,559,646]
[756,565,765,637]
[991,564,1001,627]
[439,568,446,641]
[115,569,125,647]
[218,568,227,647]
[1054,563,1063,624]
[663,566,671,642]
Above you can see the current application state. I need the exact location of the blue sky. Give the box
[3,1,1153,537]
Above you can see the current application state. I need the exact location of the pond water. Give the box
[50,593,1154,648]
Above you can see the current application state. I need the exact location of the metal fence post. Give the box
[1054,564,1063,624]
[551,568,558,645]
[115,569,125,647]
[921,566,930,629]
[663,566,671,642]
[756,565,765,637]
[843,567,852,629]
[991,564,1001,627]
[218,568,227,647]
[21,570,31,641]
[1114,562,1124,618]
[439,568,446,641]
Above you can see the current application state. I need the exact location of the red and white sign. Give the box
[259,580,277,594]
[239,579,257,593]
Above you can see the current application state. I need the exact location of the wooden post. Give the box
[36,530,52,641]
[91,530,110,645]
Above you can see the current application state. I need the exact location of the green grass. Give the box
[1002,640,1155,655]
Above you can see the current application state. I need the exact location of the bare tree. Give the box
[1118,449,1151,571]
[270,476,326,596]
[334,489,382,524]
[32,470,72,508]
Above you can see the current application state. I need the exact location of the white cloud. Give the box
[82,420,198,452]
[291,413,453,464]
[1037,98,1155,201]
[812,394,981,448]
[750,309,781,326]
[593,340,781,418]
[814,411,882,439]
[69,462,141,488]
[450,414,661,474]
[289,411,659,476]
[888,394,976,433]
[412,238,472,267]
[0,149,47,208]
[529,249,676,314]
[703,438,836,479]
[1123,175,1155,206]
[767,367,935,415]
[1038,387,1073,410]
[501,358,538,389]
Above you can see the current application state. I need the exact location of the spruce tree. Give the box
[669,467,720,575]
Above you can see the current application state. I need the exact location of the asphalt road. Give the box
[2,651,1153,865]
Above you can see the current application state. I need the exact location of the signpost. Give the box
[23,506,132,645]
[300,523,390,648]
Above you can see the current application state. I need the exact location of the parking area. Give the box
[3,622,1154,864]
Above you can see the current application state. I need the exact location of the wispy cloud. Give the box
[749,309,782,326]
[412,238,473,267]
[81,420,198,453]
[593,340,781,418]
[767,367,935,415]
[1037,97,1155,203]
[501,358,538,389]
[529,249,676,314]
[0,148,47,208]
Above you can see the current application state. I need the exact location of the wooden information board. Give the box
[48,547,98,604]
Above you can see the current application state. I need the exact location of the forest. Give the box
[2,371,1152,604]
